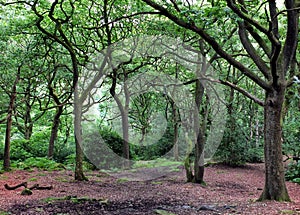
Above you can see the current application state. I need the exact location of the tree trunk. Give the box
[173,106,179,161]
[184,133,194,182]
[173,63,179,161]
[122,79,130,164]
[3,67,21,171]
[171,100,179,161]
[109,69,130,168]
[24,88,33,140]
[3,114,13,171]
[121,105,130,168]
[72,51,87,181]
[194,130,205,183]
[74,87,87,181]
[193,43,208,184]
[193,71,205,184]
[48,106,63,159]
[259,87,290,201]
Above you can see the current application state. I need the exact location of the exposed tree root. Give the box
[4,182,52,194]
[4,182,27,190]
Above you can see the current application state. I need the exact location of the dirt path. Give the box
[0,163,299,214]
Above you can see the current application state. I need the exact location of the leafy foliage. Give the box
[97,125,175,161]
[285,162,300,184]
[12,157,65,171]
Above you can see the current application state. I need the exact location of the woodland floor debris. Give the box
[0,163,299,214]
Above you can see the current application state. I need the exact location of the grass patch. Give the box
[35,173,47,177]
[155,209,176,215]
[28,177,38,182]
[12,157,65,171]
[280,210,300,214]
[116,178,129,183]
[216,170,227,174]
[133,158,182,169]
[151,181,162,185]
[0,175,8,180]
[42,196,109,205]
[55,176,70,182]
[34,207,44,213]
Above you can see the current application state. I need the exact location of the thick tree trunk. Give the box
[48,106,63,159]
[3,68,20,171]
[259,88,290,201]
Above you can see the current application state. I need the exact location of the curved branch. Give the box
[282,0,299,74]
[217,80,265,106]
[83,11,161,30]
[141,0,270,91]
[238,21,270,79]
[245,23,271,58]
[226,0,268,35]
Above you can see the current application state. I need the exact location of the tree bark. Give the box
[193,76,205,184]
[74,89,87,181]
[172,100,179,161]
[48,106,63,159]
[109,70,130,168]
[3,66,21,171]
[23,85,33,140]
[259,87,290,201]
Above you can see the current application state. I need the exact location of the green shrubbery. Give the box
[282,108,300,184]
[0,129,75,171]
[12,157,65,171]
[215,126,264,167]
[285,162,300,184]
[97,125,174,161]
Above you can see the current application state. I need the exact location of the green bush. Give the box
[10,139,33,161]
[285,162,300,184]
[99,127,136,159]
[98,125,174,161]
[5,129,74,164]
[215,126,248,166]
[12,157,65,171]
[82,128,125,169]
[53,140,75,164]
[133,123,174,160]
[246,147,264,163]
[282,107,300,184]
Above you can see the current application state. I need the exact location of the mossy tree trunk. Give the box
[259,87,290,201]
[48,106,63,159]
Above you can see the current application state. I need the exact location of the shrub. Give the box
[246,147,264,163]
[215,127,248,167]
[133,123,174,160]
[12,157,65,171]
[285,162,300,184]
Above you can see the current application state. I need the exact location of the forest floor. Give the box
[0,163,299,215]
